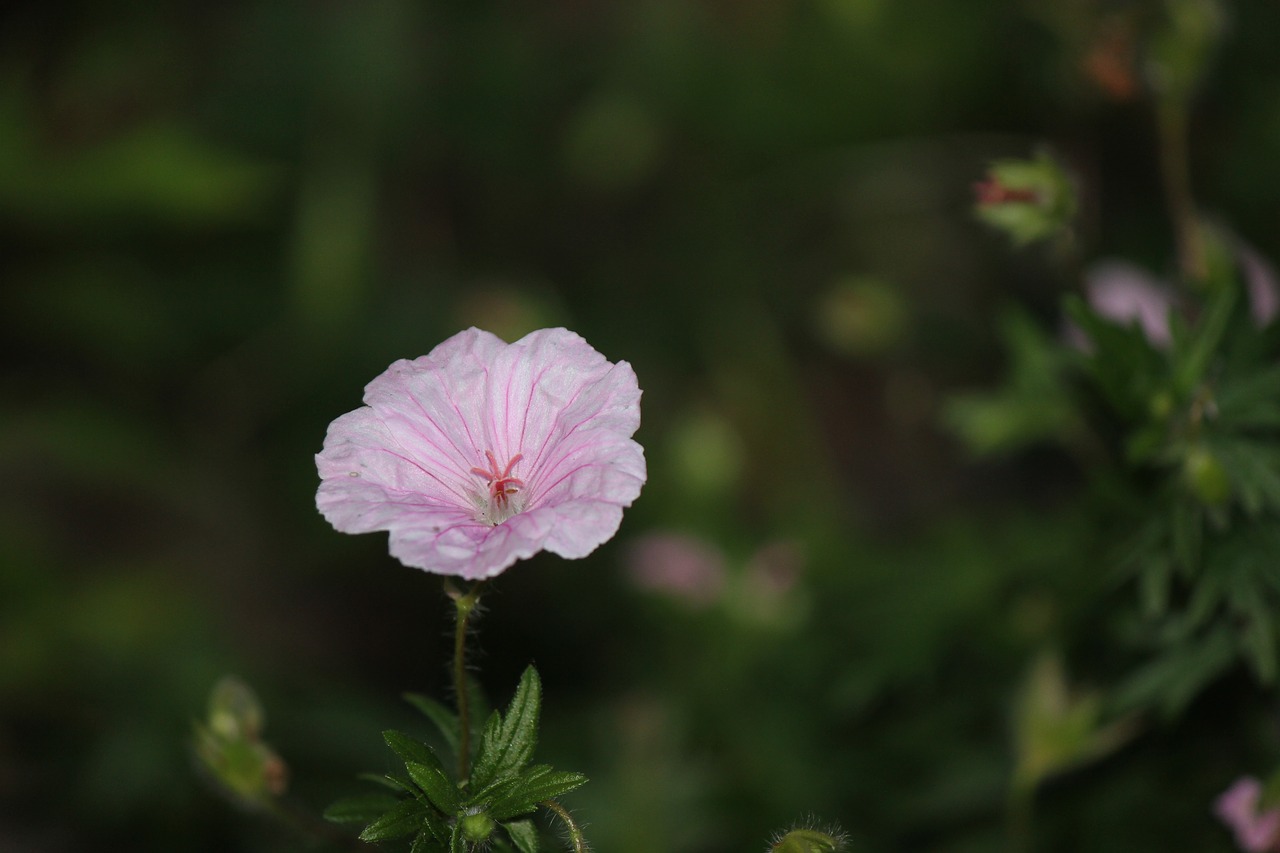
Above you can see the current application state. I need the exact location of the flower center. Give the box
[470,450,525,523]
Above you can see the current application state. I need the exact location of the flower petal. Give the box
[315,326,646,578]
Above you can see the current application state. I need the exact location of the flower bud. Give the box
[194,676,288,807]
[461,811,496,842]
[1183,445,1230,506]
[1145,0,1225,105]
[771,827,845,853]
[973,152,1076,246]
[208,675,265,740]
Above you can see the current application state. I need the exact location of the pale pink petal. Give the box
[315,327,646,579]
[1085,261,1176,347]
[1215,777,1280,853]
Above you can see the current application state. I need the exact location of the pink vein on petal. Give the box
[417,369,487,480]
[398,380,475,482]
[518,360,552,457]
[525,379,593,483]
[378,447,472,505]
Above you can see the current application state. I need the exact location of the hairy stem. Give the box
[542,799,589,853]
[449,580,485,782]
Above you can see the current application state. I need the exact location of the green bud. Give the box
[1145,0,1225,105]
[1183,445,1230,506]
[813,276,908,357]
[771,827,846,853]
[1148,391,1175,422]
[1011,651,1138,794]
[973,151,1076,246]
[208,676,265,740]
[460,811,496,842]
[194,724,288,803]
[194,676,288,806]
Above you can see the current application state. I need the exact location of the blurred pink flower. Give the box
[1216,777,1280,852]
[744,540,805,597]
[1084,261,1177,347]
[624,533,726,607]
[316,327,646,579]
[1238,241,1280,327]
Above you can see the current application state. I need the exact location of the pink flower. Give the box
[1085,261,1177,348]
[624,533,727,607]
[1215,777,1280,852]
[316,327,646,579]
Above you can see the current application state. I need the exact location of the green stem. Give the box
[449,580,485,781]
[1006,785,1033,853]
[1156,100,1206,284]
[541,799,589,853]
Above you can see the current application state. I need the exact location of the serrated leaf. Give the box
[385,730,449,775]
[1138,555,1172,618]
[504,818,540,853]
[1174,283,1236,396]
[476,765,588,821]
[472,667,541,789]
[1112,627,1235,718]
[358,796,428,843]
[323,792,402,825]
[1231,576,1278,684]
[405,693,461,758]
[406,759,461,815]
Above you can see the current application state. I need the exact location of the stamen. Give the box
[470,451,525,510]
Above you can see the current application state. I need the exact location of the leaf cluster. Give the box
[951,255,1280,716]
[325,667,585,853]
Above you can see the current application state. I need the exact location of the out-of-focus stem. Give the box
[542,799,589,853]
[1006,785,1033,853]
[450,581,484,781]
[265,797,370,851]
[1157,100,1206,284]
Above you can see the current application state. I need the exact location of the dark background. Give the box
[3,1,1279,850]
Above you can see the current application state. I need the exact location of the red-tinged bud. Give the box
[973,152,1076,246]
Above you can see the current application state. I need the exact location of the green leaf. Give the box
[359,771,416,793]
[504,819,540,853]
[405,693,461,758]
[385,730,449,774]
[358,796,429,843]
[410,828,446,853]
[1112,627,1236,718]
[1216,365,1280,429]
[1138,555,1171,618]
[406,759,461,815]
[324,792,402,825]
[1174,282,1236,396]
[471,667,542,788]
[475,765,588,821]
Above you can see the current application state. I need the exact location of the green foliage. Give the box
[953,240,1280,716]
[471,667,542,790]
[328,666,583,851]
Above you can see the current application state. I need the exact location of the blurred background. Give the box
[3,1,1280,851]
